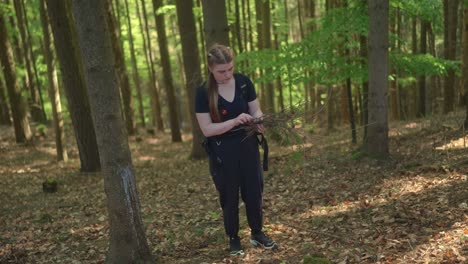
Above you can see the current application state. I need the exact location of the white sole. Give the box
[250,239,277,249]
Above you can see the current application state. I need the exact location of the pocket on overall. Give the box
[204,138,224,180]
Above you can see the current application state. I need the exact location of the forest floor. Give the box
[0,112,467,264]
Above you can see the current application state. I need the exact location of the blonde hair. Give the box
[206,44,235,122]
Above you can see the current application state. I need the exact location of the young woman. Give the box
[195,44,276,256]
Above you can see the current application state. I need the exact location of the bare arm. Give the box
[196,112,253,137]
[248,98,263,118]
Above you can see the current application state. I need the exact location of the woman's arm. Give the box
[248,99,265,133]
[196,112,253,137]
[248,98,263,118]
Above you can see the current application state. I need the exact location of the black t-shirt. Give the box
[195,73,257,122]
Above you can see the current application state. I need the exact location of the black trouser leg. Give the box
[240,136,264,234]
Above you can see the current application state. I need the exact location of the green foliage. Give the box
[391,52,460,77]
[155,4,175,15]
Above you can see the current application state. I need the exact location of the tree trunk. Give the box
[261,0,275,113]
[13,0,45,123]
[0,11,32,143]
[104,0,136,135]
[0,76,12,125]
[70,0,154,262]
[360,34,368,141]
[136,0,164,131]
[46,0,101,172]
[152,0,182,142]
[201,0,230,48]
[124,0,145,128]
[234,0,243,53]
[462,2,468,127]
[255,0,265,106]
[40,0,68,162]
[175,0,206,159]
[365,0,389,157]
[389,7,399,120]
[418,21,428,117]
[444,0,460,113]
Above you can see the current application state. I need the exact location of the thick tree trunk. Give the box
[70,0,153,262]
[365,0,389,157]
[444,0,459,113]
[201,0,230,48]
[124,0,145,128]
[40,0,68,161]
[175,0,206,159]
[261,0,275,113]
[46,0,100,172]
[0,76,12,125]
[0,11,32,143]
[152,0,182,142]
[104,0,136,135]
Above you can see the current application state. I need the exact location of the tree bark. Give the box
[261,0,275,113]
[201,0,230,48]
[124,0,145,128]
[175,0,206,159]
[70,0,154,262]
[46,0,100,172]
[418,21,428,117]
[138,0,164,131]
[40,0,68,161]
[444,0,459,113]
[152,0,182,142]
[13,0,45,123]
[365,0,389,157]
[0,11,32,143]
[462,2,468,127]
[104,0,136,135]
[0,75,12,125]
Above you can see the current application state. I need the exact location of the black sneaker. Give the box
[250,232,277,249]
[229,236,245,256]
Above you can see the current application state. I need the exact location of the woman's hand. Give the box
[256,123,265,134]
[234,113,254,126]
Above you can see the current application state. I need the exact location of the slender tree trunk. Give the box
[47,0,100,172]
[365,0,389,157]
[0,11,32,143]
[234,0,243,53]
[104,0,136,135]
[462,2,468,127]
[139,0,164,131]
[327,86,334,131]
[40,0,68,161]
[428,23,437,114]
[196,0,207,71]
[418,21,428,117]
[389,7,399,120]
[152,0,182,142]
[13,0,45,123]
[360,34,368,141]
[71,1,153,262]
[201,0,230,47]
[0,76,12,125]
[175,0,206,159]
[124,0,145,128]
[135,0,164,132]
[255,0,265,106]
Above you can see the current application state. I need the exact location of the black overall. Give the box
[195,73,264,237]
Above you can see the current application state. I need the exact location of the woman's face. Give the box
[209,62,234,85]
